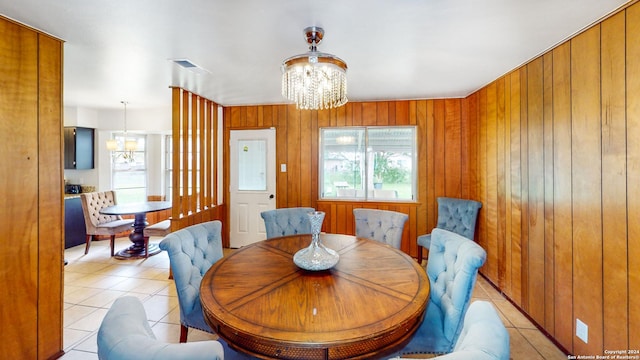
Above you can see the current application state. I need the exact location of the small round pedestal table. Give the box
[100,201,171,259]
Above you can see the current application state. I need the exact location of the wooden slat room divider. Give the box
[169,87,225,240]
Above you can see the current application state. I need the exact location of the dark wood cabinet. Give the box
[64,126,94,169]
[64,196,87,249]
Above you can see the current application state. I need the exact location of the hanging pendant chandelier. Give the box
[106,101,138,160]
[281,26,348,110]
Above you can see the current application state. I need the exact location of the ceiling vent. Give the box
[171,58,209,75]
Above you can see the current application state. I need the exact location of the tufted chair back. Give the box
[436,197,482,240]
[353,208,408,249]
[81,191,122,229]
[447,301,510,359]
[159,220,223,342]
[79,191,134,256]
[97,296,224,360]
[389,301,509,360]
[400,228,487,355]
[260,207,315,239]
[416,197,482,263]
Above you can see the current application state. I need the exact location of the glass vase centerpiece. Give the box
[293,211,340,271]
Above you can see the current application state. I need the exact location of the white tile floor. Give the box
[61,237,217,359]
[61,236,567,359]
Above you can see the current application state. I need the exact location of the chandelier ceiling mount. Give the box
[281,26,348,110]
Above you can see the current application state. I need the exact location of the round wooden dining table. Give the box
[200,233,430,360]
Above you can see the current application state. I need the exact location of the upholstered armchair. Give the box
[417,197,482,263]
[389,301,509,360]
[158,221,224,342]
[80,191,134,256]
[97,296,224,360]
[399,228,487,355]
[353,208,408,249]
[260,207,315,239]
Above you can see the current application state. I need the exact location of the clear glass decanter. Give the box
[293,211,339,271]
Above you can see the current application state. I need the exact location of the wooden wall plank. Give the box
[552,42,574,351]
[461,93,478,201]
[310,110,319,211]
[571,25,603,355]
[0,20,39,358]
[600,11,628,351]
[542,51,555,334]
[300,110,313,207]
[286,106,301,206]
[526,57,545,324]
[278,108,291,206]
[396,101,409,126]
[509,69,523,307]
[477,89,489,259]
[495,78,507,289]
[519,66,530,309]
[37,34,64,359]
[444,99,462,198]
[626,2,640,348]
[485,82,499,283]
[503,74,513,298]
[246,106,258,127]
[416,100,428,241]
[379,101,390,125]
[426,100,437,232]
[434,100,446,199]
[351,103,362,126]
[362,102,377,126]
[336,104,347,127]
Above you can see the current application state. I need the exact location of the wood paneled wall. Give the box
[0,16,64,359]
[468,3,639,355]
[223,99,474,256]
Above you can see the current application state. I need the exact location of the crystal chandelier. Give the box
[282,26,348,110]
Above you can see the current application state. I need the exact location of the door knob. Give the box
[269,194,274,199]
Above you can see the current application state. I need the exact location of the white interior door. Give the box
[229,129,276,247]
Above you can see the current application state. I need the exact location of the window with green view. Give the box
[319,127,416,201]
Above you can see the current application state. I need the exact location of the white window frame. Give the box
[110,133,147,203]
[319,126,417,202]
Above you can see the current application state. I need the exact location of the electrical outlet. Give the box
[576,319,588,343]
[280,164,287,172]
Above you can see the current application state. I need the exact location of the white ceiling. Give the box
[0,0,629,110]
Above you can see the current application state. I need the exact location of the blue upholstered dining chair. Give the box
[399,228,487,355]
[97,296,225,360]
[158,221,224,343]
[260,207,315,239]
[353,208,409,249]
[417,197,482,263]
[388,301,510,360]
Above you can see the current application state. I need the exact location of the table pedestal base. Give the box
[115,243,161,260]
[115,212,163,260]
